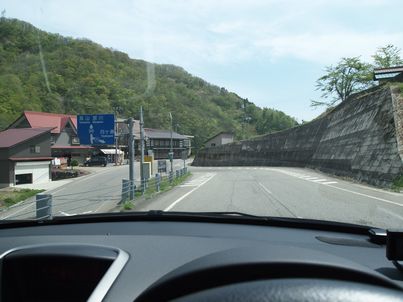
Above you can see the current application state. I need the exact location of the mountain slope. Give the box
[0,18,298,148]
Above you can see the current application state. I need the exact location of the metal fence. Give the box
[0,167,189,221]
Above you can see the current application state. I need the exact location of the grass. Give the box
[145,172,191,200]
[122,200,134,210]
[0,188,45,208]
[391,174,403,192]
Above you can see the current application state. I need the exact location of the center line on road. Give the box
[258,182,272,194]
[258,182,300,218]
[164,173,216,211]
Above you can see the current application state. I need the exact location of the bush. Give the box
[392,174,403,192]
[71,160,79,167]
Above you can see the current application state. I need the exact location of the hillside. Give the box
[0,18,298,148]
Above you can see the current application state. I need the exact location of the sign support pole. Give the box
[128,117,135,200]
[140,106,145,192]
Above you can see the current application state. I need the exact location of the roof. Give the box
[144,128,187,139]
[373,66,403,80]
[22,111,77,134]
[51,146,94,149]
[9,157,53,161]
[100,149,124,155]
[204,131,234,143]
[0,128,53,149]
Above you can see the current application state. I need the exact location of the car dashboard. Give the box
[0,215,402,301]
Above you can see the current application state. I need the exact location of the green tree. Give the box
[0,17,298,149]
[311,57,373,108]
[372,44,403,68]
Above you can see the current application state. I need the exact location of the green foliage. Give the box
[256,108,298,135]
[373,45,403,68]
[312,57,373,108]
[70,160,79,167]
[313,44,403,109]
[122,201,134,210]
[391,174,403,192]
[0,189,45,208]
[0,18,297,146]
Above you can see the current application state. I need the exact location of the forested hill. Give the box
[0,18,298,148]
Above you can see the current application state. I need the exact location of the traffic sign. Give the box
[158,160,167,173]
[77,114,115,145]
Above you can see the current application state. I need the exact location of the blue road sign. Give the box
[77,114,115,145]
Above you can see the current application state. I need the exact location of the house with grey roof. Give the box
[145,128,191,159]
[0,128,53,188]
[204,132,234,148]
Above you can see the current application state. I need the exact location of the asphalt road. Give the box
[0,159,188,219]
[137,166,403,229]
[1,164,402,229]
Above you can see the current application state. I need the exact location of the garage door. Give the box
[15,161,51,185]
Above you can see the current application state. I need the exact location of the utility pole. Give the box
[113,106,121,166]
[169,112,173,173]
[114,115,118,166]
[140,106,145,190]
[242,98,248,140]
[128,118,135,200]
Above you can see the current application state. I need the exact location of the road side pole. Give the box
[128,117,135,200]
[140,106,145,193]
[169,112,173,174]
[36,194,52,220]
[114,113,118,166]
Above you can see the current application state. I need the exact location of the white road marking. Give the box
[165,173,216,211]
[59,211,73,216]
[258,182,272,194]
[179,173,216,187]
[1,203,34,220]
[59,210,93,216]
[258,182,301,218]
[272,169,338,185]
[377,207,403,221]
[312,179,328,182]
[326,184,403,207]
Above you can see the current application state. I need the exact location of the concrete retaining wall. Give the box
[193,85,403,187]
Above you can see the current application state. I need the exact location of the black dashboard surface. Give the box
[0,220,402,301]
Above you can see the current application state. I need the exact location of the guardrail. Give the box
[120,167,189,203]
[0,167,189,221]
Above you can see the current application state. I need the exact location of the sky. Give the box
[2,0,403,121]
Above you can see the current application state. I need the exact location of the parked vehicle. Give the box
[84,156,107,167]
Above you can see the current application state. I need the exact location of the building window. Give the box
[30,145,40,153]
[211,143,216,147]
[71,136,80,145]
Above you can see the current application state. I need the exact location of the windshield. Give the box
[0,0,402,229]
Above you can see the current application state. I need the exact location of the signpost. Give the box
[77,114,115,145]
[158,160,167,173]
[181,149,187,169]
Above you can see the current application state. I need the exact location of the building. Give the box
[373,66,403,83]
[0,128,53,188]
[8,111,93,163]
[7,112,192,162]
[145,128,191,159]
[204,132,234,148]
